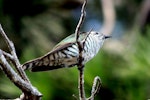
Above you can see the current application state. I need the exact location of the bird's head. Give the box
[90,31,111,41]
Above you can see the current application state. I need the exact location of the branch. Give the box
[0,50,42,99]
[75,0,87,43]
[75,0,102,100]
[0,24,30,83]
[0,24,42,99]
[74,0,87,100]
[87,76,101,100]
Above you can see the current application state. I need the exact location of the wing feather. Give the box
[22,32,87,72]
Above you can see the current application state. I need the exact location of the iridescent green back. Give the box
[53,32,87,50]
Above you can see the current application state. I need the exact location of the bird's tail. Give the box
[22,58,42,72]
[22,55,64,72]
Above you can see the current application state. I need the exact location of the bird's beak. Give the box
[104,35,112,39]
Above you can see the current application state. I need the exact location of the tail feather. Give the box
[22,58,40,71]
[22,59,64,72]
[22,55,64,72]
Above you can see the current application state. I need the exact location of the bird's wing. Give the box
[22,32,87,72]
[53,32,87,50]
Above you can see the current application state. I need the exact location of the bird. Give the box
[22,31,111,72]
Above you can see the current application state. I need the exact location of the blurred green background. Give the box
[0,0,150,100]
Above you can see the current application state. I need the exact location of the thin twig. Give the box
[74,0,87,100]
[77,29,92,100]
[0,24,30,83]
[91,76,101,97]
[75,0,87,43]
[82,29,93,47]
[87,76,101,100]
[2,51,14,60]
[72,94,78,100]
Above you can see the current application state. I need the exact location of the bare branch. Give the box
[82,29,93,47]
[75,0,87,69]
[91,76,101,97]
[0,25,13,52]
[72,94,78,100]
[78,66,85,100]
[75,0,102,99]
[75,0,87,43]
[74,0,87,100]
[87,76,101,100]
[0,50,42,99]
[2,51,14,60]
[0,24,42,99]
[0,24,30,83]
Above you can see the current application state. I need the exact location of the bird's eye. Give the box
[95,32,98,35]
